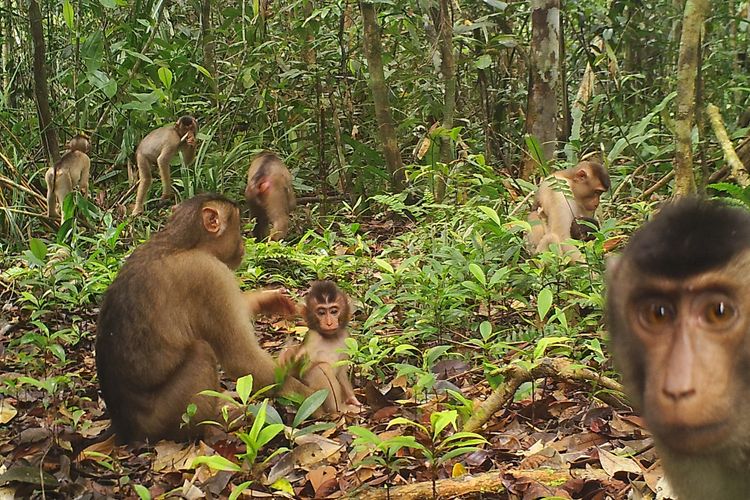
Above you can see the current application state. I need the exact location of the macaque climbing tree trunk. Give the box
[672,0,707,196]
[359,1,406,193]
[430,0,456,202]
[522,0,560,180]
[28,0,60,164]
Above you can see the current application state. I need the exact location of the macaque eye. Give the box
[330,307,339,315]
[703,301,736,326]
[639,301,676,328]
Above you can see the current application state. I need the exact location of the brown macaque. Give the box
[607,199,750,499]
[245,152,295,241]
[132,115,198,215]
[527,160,610,261]
[96,193,314,443]
[279,281,361,414]
[570,216,600,242]
[45,134,91,220]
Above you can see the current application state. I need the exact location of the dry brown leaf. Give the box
[598,447,641,476]
[307,465,336,494]
[152,441,213,473]
[0,401,17,424]
[76,434,117,462]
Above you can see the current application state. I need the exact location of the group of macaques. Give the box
[83,118,750,497]
[96,193,358,442]
[45,115,294,241]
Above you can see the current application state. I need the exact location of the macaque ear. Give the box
[202,207,222,234]
[258,180,271,194]
[575,168,589,181]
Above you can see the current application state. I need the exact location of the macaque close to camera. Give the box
[96,194,314,443]
[245,152,295,241]
[527,160,610,261]
[132,115,198,215]
[279,281,361,414]
[45,134,91,220]
[607,200,750,500]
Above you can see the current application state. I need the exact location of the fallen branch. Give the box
[706,103,750,186]
[357,467,610,500]
[641,171,674,199]
[463,357,626,433]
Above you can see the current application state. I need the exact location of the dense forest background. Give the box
[1,0,748,498]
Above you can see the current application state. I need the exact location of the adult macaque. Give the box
[607,199,750,499]
[132,115,198,215]
[45,134,91,220]
[245,152,295,241]
[96,193,313,442]
[279,281,361,414]
[527,160,610,261]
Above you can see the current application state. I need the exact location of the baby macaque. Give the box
[45,134,91,221]
[132,115,198,215]
[280,281,361,414]
[245,152,295,241]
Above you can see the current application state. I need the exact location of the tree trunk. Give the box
[200,0,220,107]
[359,1,406,193]
[29,0,60,164]
[432,0,456,202]
[673,0,707,196]
[522,0,560,180]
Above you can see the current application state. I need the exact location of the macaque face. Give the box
[314,301,343,335]
[573,166,607,212]
[176,116,198,145]
[612,261,748,453]
[222,207,245,269]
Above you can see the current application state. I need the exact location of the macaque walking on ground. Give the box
[245,152,295,241]
[132,115,198,215]
[45,134,91,221]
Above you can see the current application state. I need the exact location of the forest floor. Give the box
[0,220,673,499]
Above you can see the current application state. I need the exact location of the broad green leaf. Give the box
[99,0,117,9]
[133,485,151,500]
[292,389,328,427]
[29,238,48,261]
[537,287,553,321]
[269,478,294,494]
[479,321,492,339]
[191,455,242,472]
[431,410,457,438]
[62,0,74,30]
[468,263,486,286]
[236,374,254,405]
[373,258,394,273]
[158,67,173,90]
[477,206,501,226]
[474,54,492,70]
[229,481,253,500]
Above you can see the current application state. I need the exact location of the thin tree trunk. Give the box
[432,0,456,202]
[29,0,60,164]
[3,0,13,106]
[200,0,220,108]
[673,0,707,196]
[359,1,406,192]
[522,0,560,179]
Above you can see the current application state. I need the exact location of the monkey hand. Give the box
[278,346,300,366]
[246,290,297,318]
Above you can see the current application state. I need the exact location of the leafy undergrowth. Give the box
[0,195,672,499]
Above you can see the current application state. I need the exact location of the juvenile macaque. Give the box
[607,199,750,499]
[45,134,91,220]
[245,152,295,241]
[132,115,198,215]
[570,216,600,242]
[527,160,610,261]
[280,281,361,414]
[96,193,313,442]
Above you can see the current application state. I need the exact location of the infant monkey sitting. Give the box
[279,281,362,414]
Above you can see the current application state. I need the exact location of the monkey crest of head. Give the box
[68,133,91,153]
[304,281,350,337]
[607,199,750,497]
[176,115,198,138]
[151,193,245,268]
[571,160,610,212]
